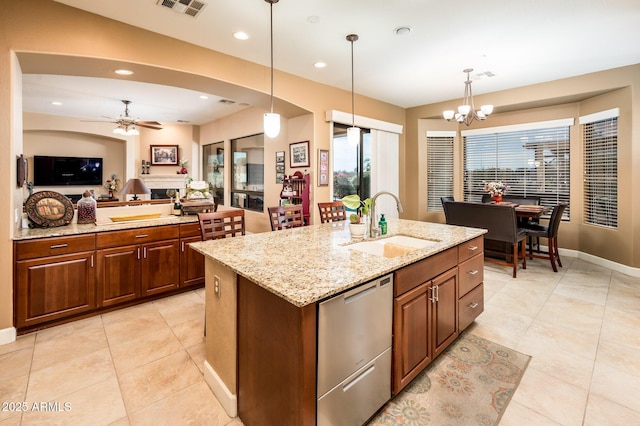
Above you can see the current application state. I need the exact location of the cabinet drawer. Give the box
[15,234,96,261]
[458,237,483,263]
[96,225,179,248]
[394,248,457,296]
[458,254,484,297]
[179,222,202,238]
[458,283,484,331]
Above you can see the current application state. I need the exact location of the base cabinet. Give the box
[179,223,204,288]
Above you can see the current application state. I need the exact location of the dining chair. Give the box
[523,203,568,272]
[198,209,245,240]
[318,201,347,223]
[267,205,303,231]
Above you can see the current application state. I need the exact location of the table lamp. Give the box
[120,178,151,201]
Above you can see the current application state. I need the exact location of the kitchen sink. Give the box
[347,235,439,258]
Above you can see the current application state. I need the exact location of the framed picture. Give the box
[318,149,329,186]
[275,150,285,183]
[150,145,179,166]
[289,141,310,168]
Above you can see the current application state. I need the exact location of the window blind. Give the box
[426,135,454,211]
[582,116,618,228]
[463,125,570,218]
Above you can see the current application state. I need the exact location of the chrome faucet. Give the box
[369,191,404,238]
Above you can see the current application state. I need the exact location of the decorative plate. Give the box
[24,191,74,228]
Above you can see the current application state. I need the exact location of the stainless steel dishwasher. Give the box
[317,274,393,426]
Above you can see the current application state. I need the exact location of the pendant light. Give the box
[346,34,360,146]
[264,0,280,138]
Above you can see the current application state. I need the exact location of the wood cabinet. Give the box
[14,222,199,333]
[96,226,180,306]
[392,238,484,395]
[14,235,96,329]
[179,223,204,288]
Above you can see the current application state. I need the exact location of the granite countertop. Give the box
[190,218,486,307]
[13,215,199,241]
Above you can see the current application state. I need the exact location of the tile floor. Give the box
[0,256,639,425]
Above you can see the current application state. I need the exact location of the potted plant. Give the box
[342,194,372,239]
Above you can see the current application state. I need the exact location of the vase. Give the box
[492,194,502,203]
[108,190,113,199]
[349,223,366,240]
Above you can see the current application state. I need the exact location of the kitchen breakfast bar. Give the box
[190,218,487,425]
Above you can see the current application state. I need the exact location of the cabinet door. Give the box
[392,282,432,394]
[141,240,180,296]
[15,252,96,328]
[97,245,140,307]
[432,267,458,359]
[180,236,204,288]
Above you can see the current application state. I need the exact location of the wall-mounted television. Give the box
[33,155,103,186]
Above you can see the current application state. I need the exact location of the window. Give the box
[231,134,264,212]
[582,114,618,228]
[202,141,224,205]
[426,134,454,211]
[463,122,570,217]
[332,123,371,201]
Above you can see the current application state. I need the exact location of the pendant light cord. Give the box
[346,34,359,127]
[269,1,274,114]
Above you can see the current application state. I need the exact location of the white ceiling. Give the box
[23,0,640,125]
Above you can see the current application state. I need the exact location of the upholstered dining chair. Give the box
[267,205,303,231]
[523,203,568,272]
[318,201,347,223]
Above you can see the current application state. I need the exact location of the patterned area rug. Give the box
[369,333,531,426]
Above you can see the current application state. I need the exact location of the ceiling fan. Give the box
[85,100,163,135]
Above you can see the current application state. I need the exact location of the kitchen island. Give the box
[190,218,487,425]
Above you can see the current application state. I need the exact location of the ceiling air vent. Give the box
[157,0,207,18]
[218,99,236,105]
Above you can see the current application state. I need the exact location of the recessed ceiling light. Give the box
[114,69,134,75]
[233,31,249,40]
[394,26,412,36]
[200,95,209,100]
[51,101,63,106]
[314,62,327,69]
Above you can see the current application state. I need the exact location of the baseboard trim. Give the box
[551,247,640,278]
[0,327,17,346]
[203,360,237,418]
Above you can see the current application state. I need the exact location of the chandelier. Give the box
[113,124,139,136]
[443,68,493,126]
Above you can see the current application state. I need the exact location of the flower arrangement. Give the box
[104,174,120,192]
[179,159,188,174]
[483,181,508,196]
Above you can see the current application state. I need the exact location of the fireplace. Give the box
[141,175,190,199]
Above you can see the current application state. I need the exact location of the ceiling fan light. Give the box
[443,110,455,120]
[125,127,139,136]
[481,104,494,115]
[113,126,125,135]
[347,126,360,146]
[264,112,280,138]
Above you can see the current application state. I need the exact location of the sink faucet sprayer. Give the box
[369,191,403,238]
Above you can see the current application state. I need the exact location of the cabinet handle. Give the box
[135,234,148,239]
[143,247,147,258]
[90,255,94,268]
[137,248,141,260]
[468,302,479,309]
[181,241,185,252]
[468,270,479,275]
[435,285,439,302]
[468,245,478,251]
[50,244,68,249]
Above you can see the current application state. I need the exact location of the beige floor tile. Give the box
[0,347,32,382]
[601,305,640,349]
[153,291,204,327]
[499,400,562,426]
[25,347,116,403]
[595,337,640,377]
[129,381,232,426]
[474,305,535,337]
[590,362,640,413]
[554,276,610,306]
[485,285,549,318]
[583,394,640,426]
[534,293,605,334]
[31,320,109,372]
[0,413,23,425]
[518,319,600,361]
[110,327,183,375]
[464,322,521,350]
[170,316,205,348]
[107,417,132,426]
[101,302,159,325]
[0,334,35,357]
[513,368,588,426]
[21,376,126,426]
[102,311,169,348]
[119,350,202,414]
[194,286,205,299]
[0,375,29,422]
[186,341,206,374]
